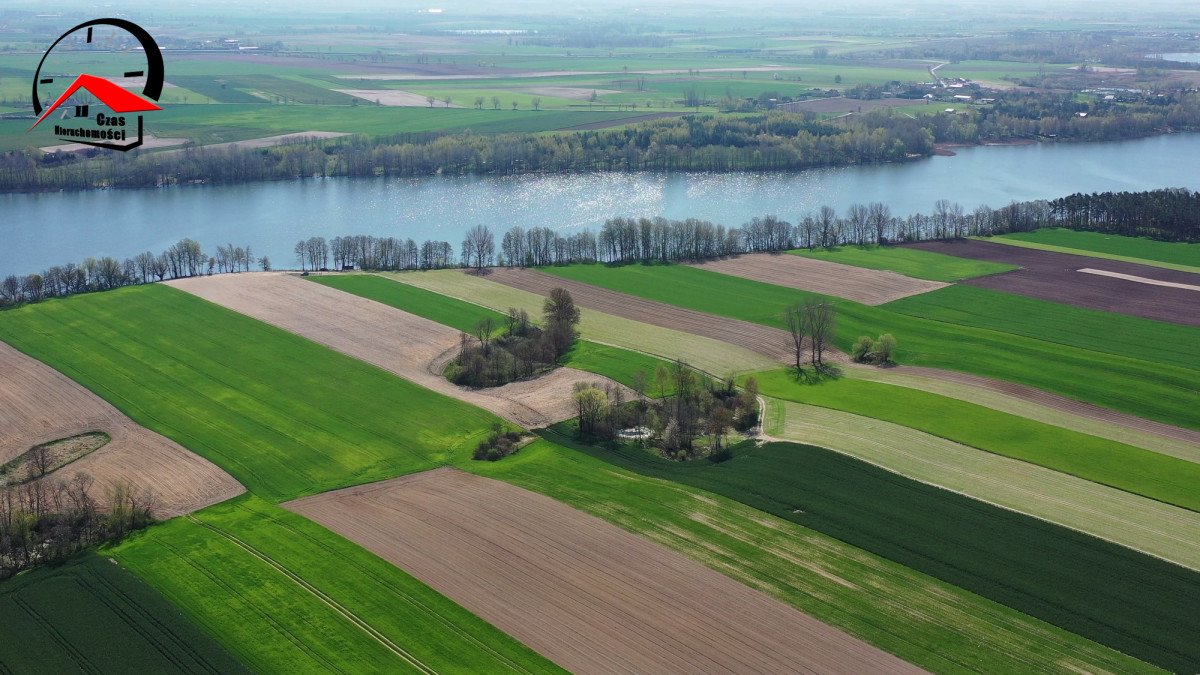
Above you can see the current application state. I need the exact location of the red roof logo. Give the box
[29,73,161,130]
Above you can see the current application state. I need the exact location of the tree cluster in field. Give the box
[0,238,263,310]
[297,235,456,272]
[852,333,898,365]
[6,89,1200,193]
[784,299,837,371]
[472,423,526,462]
[446,288,581,388]
[575,363,760,461]
[1,473,155,580]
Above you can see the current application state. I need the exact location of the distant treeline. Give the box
[3,188,1194,310]
[5,90,1198,193]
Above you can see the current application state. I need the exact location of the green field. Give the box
[884,284,1200,371]
[991,229,1200,272]
[536,428,1200,673]
[540,263,1200,430]
[0,285,501,502]
[0,554,248,674]
[113,496,560,674]
[751,371,1200,511]
[764,398,1200,570]
[789,245,1016,281]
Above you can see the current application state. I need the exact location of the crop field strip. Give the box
[112,496,560,674]
[0,284,500,502]
[685,253,950,304]
[477,438,1160,675]
[380,270,1198,455]
[751,370,1200,511]
[763,398,1200,570]
[0,341,243,517]
[787,245,1019,282]
[377,270,780,376]
[988,229,1200,274]
[534,263,1200,431]
[0,554,248,674]
[907,239,1200,327]
[307,274,678,393]
[286,468,920,675]
[169,273,631,428]
[542,430,1200,673]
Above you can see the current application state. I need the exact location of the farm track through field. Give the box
[168,273,631,429]
[686,253,949,304]
[486,267,1200,447]
[765,399,1200,570]
[908,240,1200,327]
[286,467,924,675]
[185,516,435,675]
[0,341,244,516]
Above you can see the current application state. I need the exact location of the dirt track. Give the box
[907,240,1200,327]
[688,253,948,304]
[286,468,922,675]
[168,273,626,429]
[485,268,1200,444]
[0,342,243,517]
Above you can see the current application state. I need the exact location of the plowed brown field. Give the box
[908,240,1200,326]
[688,253,948,304]
[286,468,923,675]
[485,268,1200,445]
[168,273,628,429]
[0,342,243,517]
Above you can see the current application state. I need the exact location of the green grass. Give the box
[884,284,1200,371]
[534,427,1199,674]
[540,263,1200,430]
[0,553,248,674]
[470,434,1168,674]
[0,285,500,502]
[559,341,675,396]
[148,104,653,141]
[112,496,561,674]
[988,229,1200,273]
[788,245,1016,281]
[751,370,1200,512]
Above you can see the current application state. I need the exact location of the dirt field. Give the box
[484,268,796,362]
[687,253,948,304]
[168,273,627,429]
[0,342,243,517]
[907,240,1200,327]
[286,467,921,675]
[336,89,463,107]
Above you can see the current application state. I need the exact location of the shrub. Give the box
[852,335,875,362]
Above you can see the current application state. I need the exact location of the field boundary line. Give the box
[185,516,437,675]
[974,236,1200,274]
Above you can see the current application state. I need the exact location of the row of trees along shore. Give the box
[4,90,1200,192]
[2,189,1195,310]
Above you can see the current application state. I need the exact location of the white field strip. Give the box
[1078,268,1200,292]
[765,399,1200,571]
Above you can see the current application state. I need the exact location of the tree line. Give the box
[0,238,261,310]
[1,473,155,580]
[8,89,1197,193]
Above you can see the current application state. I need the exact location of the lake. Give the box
[1149,53,1200,63]
[2,133,1199,277]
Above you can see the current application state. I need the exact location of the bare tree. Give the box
[803,298,836,366]
[461,225,495,270]
[474,317,496,355]
[784,303,806,371]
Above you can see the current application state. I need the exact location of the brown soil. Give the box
[168,273,629,429]
[335,89,463,107]
[906,239,1200,327]
[0,342,244,517]
[485,268,1200,444]
[286,467,922,675]
[483,268,797,363]
[688,253,948,305]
